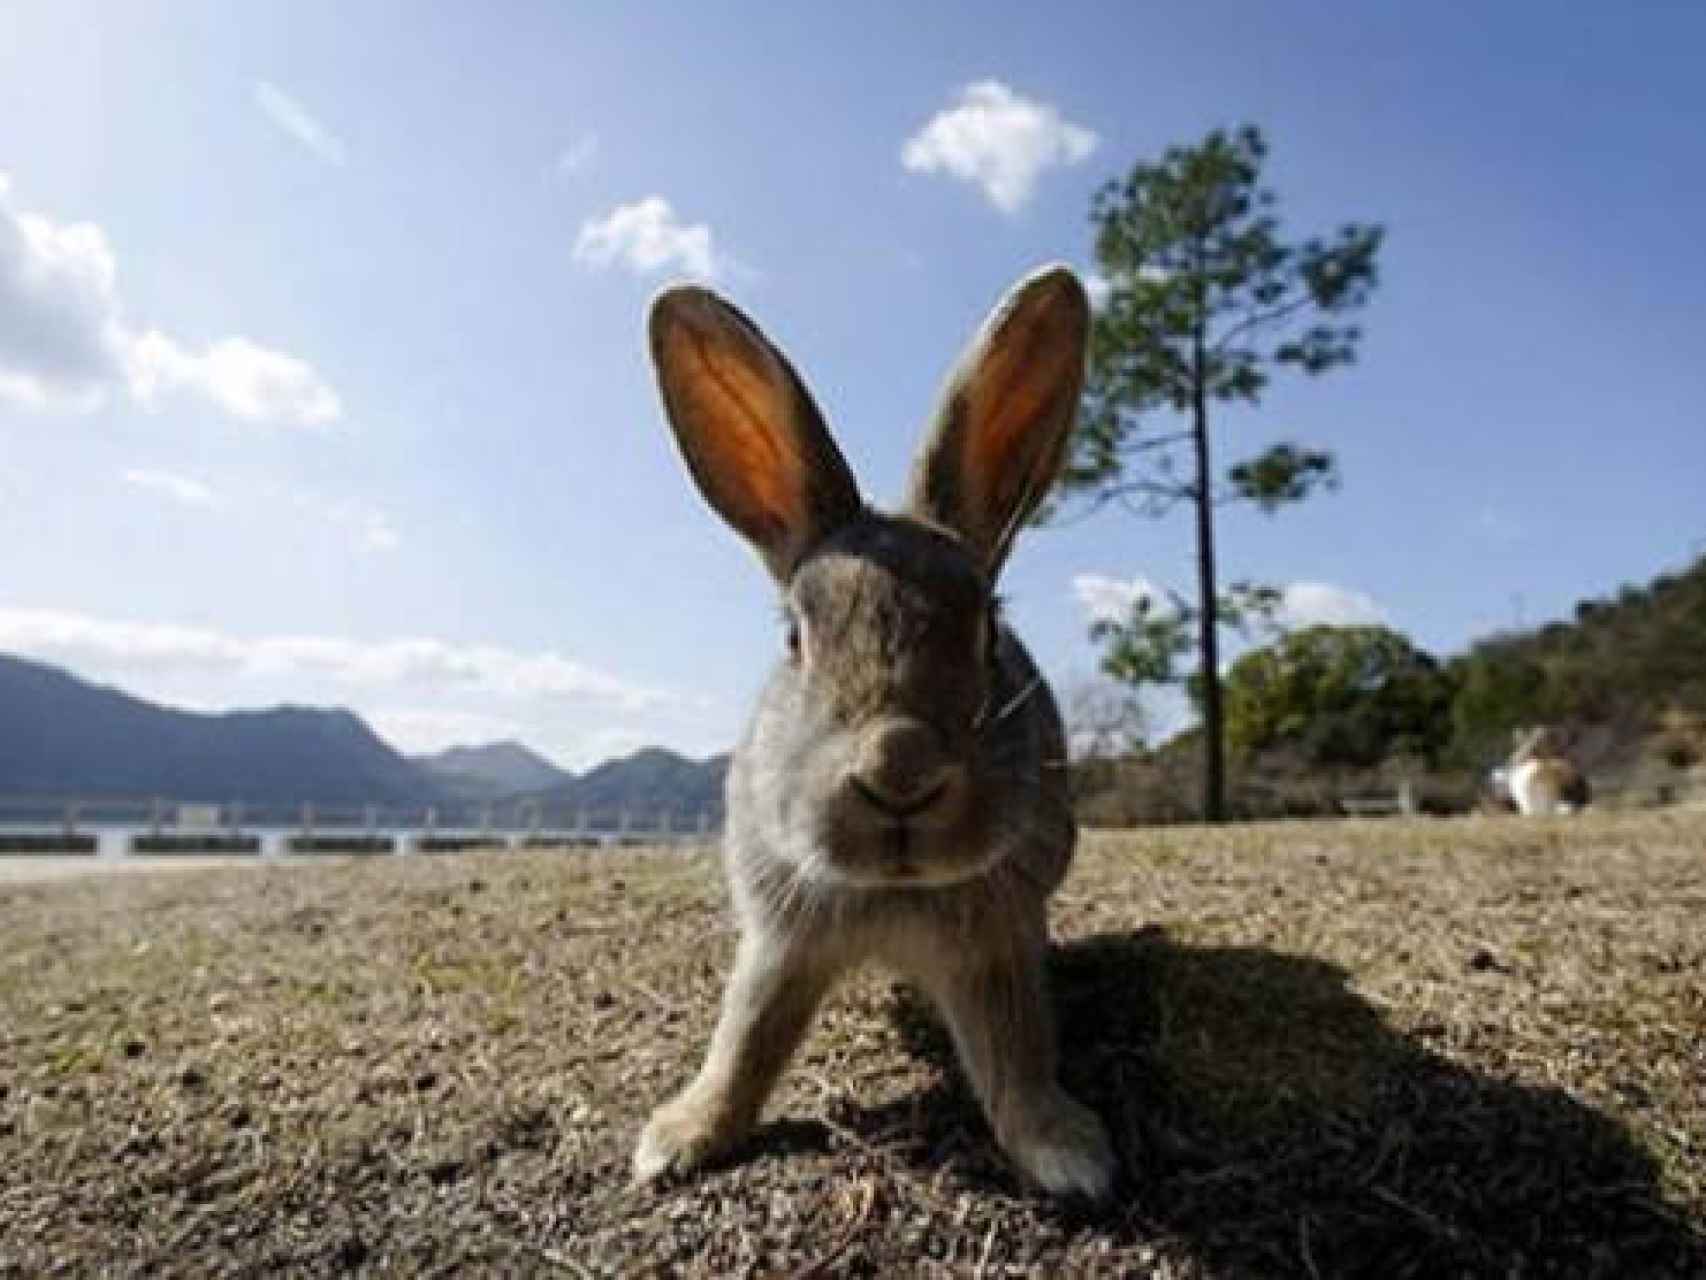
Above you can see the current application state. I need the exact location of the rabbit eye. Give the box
[785,619,803,663]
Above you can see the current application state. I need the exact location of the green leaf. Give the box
[1226,444,1340,513]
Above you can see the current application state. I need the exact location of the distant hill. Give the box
[0,651,731,819]
[1446,550,1706,771]
[0,653,436,804]
[414,741,571,799]
[523,747,729,823]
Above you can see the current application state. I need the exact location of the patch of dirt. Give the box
[1,813,1702,1276]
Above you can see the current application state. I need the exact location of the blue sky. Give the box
[3,2,1703,768]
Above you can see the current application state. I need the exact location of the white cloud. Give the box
[0,607,673,711]
[252,81,347,166]
[1073,574,1384,632]
[127,331,341,429]
[1083,264,1171,308]
[1277,582,1386,629]
[1082,269,1112,310]
[0,175,341,427]
[579,726,655,763]
[0,610,249,673]
[0,607,731,772]
[902,81,1098,213]
[122,467,219,508]
[0,173,128,410]
[366,707,530,757]
[552,132,600,178]
[573,197,721,279]
[287,491,401,554]
[1072,572,1171,625]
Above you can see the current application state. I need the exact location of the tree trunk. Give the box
[1192,323,1224,822]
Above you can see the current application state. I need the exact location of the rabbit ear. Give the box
[650,286,863,582]
[905,265,1089,578]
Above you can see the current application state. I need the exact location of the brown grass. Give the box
[1,812,1702,1277]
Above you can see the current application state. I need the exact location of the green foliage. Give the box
[1090,581,1282,701]
[1209,555,1706,773]
[1091,598,1193,689]
[1053,123,1383,821]
[1446,644,1548,764]
[1058,124,1382,516]
[1081,554,1706,814]
[1444,552,1706,764]
[1223,625,1455,768]
[1227,444,1339,512]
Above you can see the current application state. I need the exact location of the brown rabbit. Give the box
[632,266,1115,1200]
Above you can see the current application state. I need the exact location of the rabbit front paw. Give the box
[1003,1090,1116,1202]
[632,1089,744,1185]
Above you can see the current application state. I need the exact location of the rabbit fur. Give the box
[633,265,1115,1201]
[1493,727,1590,815]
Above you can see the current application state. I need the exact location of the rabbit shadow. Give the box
[846,926,1704,1277]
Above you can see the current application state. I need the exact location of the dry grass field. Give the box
[2,812,1702,1277]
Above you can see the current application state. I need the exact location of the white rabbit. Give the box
[1491,727,1590,815]
[632,266,1115,1200]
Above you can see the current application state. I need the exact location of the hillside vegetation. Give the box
[2,813,1701,1276]
[1079,553,1706,824]
[1448,551,1706,770]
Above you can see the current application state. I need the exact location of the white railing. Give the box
[0,795,721,859]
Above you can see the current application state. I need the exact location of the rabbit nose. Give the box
[850,718,951,817]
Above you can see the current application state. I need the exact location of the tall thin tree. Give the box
[1057,126,1382,820]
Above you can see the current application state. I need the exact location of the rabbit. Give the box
[1490,726,1590,815]
[631,265,1115,1201]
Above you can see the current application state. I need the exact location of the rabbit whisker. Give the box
[974,674,1044,734]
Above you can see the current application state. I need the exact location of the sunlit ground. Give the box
[1,811,1701,1276]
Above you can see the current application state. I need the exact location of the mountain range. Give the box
[0,651,726,819]
[414,740,573,797]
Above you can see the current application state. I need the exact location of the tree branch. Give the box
[1118,490,1187,519]
[1211,293,1314,354]
[1046,476,1192,527]
[1116,429,1195,456]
